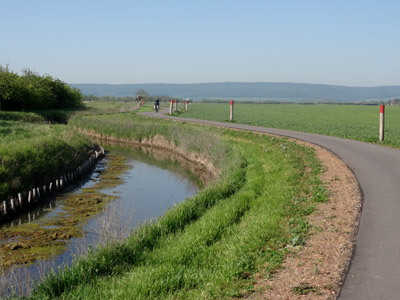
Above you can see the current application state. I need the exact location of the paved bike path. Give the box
[141,111,400,299]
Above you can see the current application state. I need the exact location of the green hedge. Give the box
[0,66,83,111]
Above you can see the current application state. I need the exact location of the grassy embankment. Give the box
[0,111,93,202]
[179,103,400,147]
[82,101,148,114]
[31,111,327,299]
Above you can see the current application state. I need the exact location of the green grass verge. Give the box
[82,101,142,115]
[179,103,400,147]
[0,110,77,123]
[0,117,94,200]
[31,113,326,299]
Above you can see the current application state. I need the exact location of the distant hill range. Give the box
[70,82,400,102]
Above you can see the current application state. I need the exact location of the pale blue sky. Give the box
[1,0,399,86]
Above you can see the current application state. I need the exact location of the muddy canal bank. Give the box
[0,146,105,222]
[0,145,200,297]
[78,129,219,185]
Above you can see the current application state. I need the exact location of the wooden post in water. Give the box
[230,100,234,121]
[379,105,385,142]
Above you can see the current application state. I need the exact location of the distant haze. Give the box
[70,82,400,102]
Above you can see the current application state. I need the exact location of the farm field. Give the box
[179,103,400,147]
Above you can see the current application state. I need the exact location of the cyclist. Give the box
[154,98,160,112]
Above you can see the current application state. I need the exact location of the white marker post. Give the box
[186,100,188,111]
[379,105,385,142]
[169,99,174,115]
[174,100,177,112]
[230,100,234,121]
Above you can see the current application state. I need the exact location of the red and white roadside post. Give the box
[169,99,174,115]
[379,105,385,142]
[185,100,188,111]
[174,100,178,112]
[230,100,234,121]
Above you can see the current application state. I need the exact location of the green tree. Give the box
[0,66,83,111]
[135,88,149,99]
[0,66,27,110]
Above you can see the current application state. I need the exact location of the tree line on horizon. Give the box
[71,82,400,103]
[82,94,183,103]
[0,66,83,111]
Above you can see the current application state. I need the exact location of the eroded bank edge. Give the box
[76,128,219,186]
[142,112,363,299]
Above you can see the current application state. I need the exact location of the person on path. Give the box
[154,98,160,112]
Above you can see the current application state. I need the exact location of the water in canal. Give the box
[0,145,199,297]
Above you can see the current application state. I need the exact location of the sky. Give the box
[1,0,400,86]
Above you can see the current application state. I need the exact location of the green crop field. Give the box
[179,103,400,147]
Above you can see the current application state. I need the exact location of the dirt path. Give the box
[246,142,361,299]
[141,110,400,299]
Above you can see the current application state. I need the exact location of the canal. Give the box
[0,144,199,297]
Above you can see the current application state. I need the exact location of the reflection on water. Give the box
[0,163,105,230]
[0,145,198,297]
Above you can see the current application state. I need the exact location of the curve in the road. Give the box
[141,110,400,300]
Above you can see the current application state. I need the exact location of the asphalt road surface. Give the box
[141,110,400,299]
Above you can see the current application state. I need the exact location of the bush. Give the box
[0,66,83,111]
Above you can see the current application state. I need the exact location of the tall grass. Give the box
[31,113,326,299]
[0,119,93,200]
[70,113,228,169]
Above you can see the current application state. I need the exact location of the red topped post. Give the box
[169,99,174,115]
[230,100,234,121]
[379,105,385,141]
